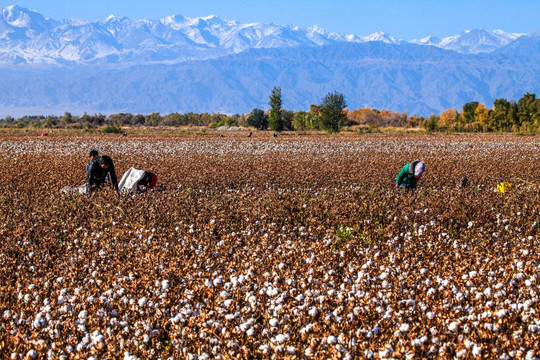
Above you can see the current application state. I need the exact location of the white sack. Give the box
[118,167,146,194]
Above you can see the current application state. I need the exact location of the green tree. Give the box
[145,112,161,127]
[491,98,509,130]
[282,110,294,130]
[161,112,186,126]
[506,101,519,131]
[60,112,73,127]
[462,101,479,125]
[109,113,134,127]
[319,91,347,133]
[246,108,268,130]
[43,115,58,128]
[268,86,283,131]
[293,111,308,130]
[517,93,537,128]
[424,114,439,132]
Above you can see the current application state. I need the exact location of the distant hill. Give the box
[0,6,539,116]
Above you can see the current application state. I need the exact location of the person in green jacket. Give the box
[395,160,425,190]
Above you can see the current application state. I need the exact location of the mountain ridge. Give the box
[0,5,532,65]
[1,40,540,116]
[0,6,540,117]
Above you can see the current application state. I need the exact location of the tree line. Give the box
[1,90,539,133]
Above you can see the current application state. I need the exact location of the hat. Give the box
[414,162,425,177]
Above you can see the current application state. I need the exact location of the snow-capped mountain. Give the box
[0,5,526,65]
[0,5,539,117]
[0,5,401,64]
[411,29,525,54]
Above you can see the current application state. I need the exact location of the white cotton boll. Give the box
[78,310,88,320]
[472,344,482,357]
[220,291,229,298]
[528,325,540,333]
[400,323,410,332]
[364,349,375,359]
[327,335,337,344]
[269,318,279,327]
[285,346,296,355]
[246,328,255,336]
[33,313,46,329]
[378,347,392,358]
[448,322,459,332]
[305,347,314,356]
[26,350,37,359]
[308,307,318,317]
[456,349,467,358]
[92,332,105,344]
[411,338,423,347]
[138,297,147,307]
[161,280,170,290]
[275,334,286,344]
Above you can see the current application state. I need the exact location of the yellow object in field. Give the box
[496,182,513,193]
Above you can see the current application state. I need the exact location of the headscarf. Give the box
[414,161,425,177]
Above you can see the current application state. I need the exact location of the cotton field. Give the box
[0,132,539,359]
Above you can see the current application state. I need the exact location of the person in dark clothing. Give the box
[86,149,98,173]
[136,171,158,192]
[86,149,110,182]
[86,155,119,196]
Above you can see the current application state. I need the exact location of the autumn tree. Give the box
[438,108,459,129]
[475,104,491,131]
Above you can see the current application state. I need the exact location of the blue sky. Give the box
[1,0,540,40]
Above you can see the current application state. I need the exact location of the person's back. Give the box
[86,155,118,196]
[86,149,109,181]
[396,160,425,190]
